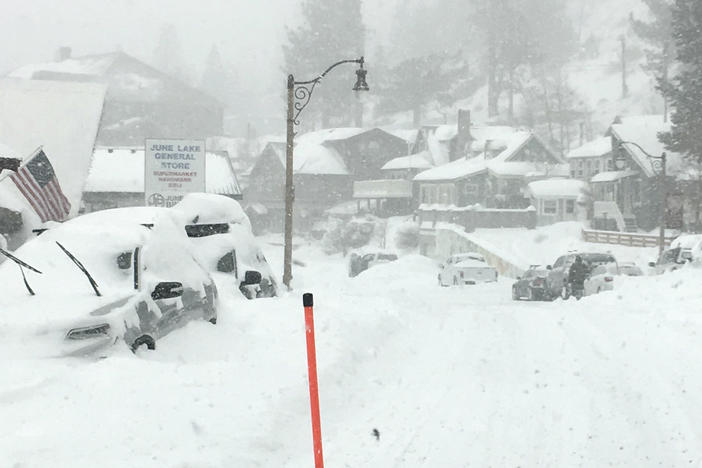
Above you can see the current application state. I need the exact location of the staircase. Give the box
[623,217,638,232]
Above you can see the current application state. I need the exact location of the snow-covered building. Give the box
[591,115,685,231]
[9,50,223,146]
[527,179,589,225]
[0,78,106,223]
[81,147,241,213]
[566,136,613,180]
[414,127,569,209]
[244,128,407,231]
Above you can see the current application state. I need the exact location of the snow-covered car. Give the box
[583,264,615,296]
[648,234,702,274]
[438,252,498,286]
[512,265,549,300]
[618,262,644,276]
[0,209,218,357]
[545,252,618,298]
[173,194,278,299]
[348,250,398,277]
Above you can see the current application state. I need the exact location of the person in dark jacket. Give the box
[568,255,589,291]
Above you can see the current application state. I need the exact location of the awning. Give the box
[353,179,412,199]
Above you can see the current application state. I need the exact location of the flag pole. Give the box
[0,146,43,183]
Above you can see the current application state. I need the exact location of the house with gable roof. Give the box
[244,127,407,231]
[8,49,223,146]
[414,125,568,209]
[589,115,686,231]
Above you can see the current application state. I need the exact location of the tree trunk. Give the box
[412,105,422,127]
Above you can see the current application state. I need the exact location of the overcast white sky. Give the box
[0,1,394,100]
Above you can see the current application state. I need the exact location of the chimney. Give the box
[456,109,473,159]
[56,47,72,62]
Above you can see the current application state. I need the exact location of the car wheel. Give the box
[209,317,217,325]
[512,287,519,301]
[131,335,155,353]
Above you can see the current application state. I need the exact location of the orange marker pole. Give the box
[303,293,324,468]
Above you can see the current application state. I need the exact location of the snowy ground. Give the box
[3,235,702,467]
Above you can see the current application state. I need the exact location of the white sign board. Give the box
[144,138,205,207]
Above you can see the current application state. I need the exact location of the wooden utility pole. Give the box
[283,74,295,289]
[620,36,629,99]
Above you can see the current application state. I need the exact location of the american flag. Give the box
[10,149,71,222]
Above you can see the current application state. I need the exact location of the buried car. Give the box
[438,252,498,286]
[512,265,550,300]
[0,210,218,356]
[173,193,278,299]
[348,250,399,278]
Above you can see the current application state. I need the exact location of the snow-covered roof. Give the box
[381,151,433,171]
[590,169,639,183]
[291,144,348,175]
[610,115,682,178]
[386,128,419,144]
[433,125,458,141]
[567,136,612,159]
[0,78,106,217]
[84,147,242,195]
[295,127,367,146]
[0,142,21,159]
[415,131,567,181]
[9,53,120,79]
[414,154,487,181]
[528,179,588,199]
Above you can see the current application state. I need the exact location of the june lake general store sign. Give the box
[144,138,205,207]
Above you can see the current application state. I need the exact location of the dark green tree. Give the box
[659,0,702,161]
[283,0,365,128]
[378,52,473,127]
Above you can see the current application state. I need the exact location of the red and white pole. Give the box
[303,293,324,468]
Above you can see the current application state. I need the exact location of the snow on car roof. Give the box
[173,193,251,230]
[670,234,702,250]
[454,259,491,268]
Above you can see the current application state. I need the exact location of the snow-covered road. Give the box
[2,243,702,467]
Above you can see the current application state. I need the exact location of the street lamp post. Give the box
[283,57,369,289]
[617,141,667,258]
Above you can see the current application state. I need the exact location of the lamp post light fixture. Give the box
[283,57,369,290]
[618,141,667,258]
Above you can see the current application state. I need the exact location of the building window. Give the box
[464,183,479,196]
[566,199,575,214]
[577,160,584,178]
[607,159,613,171]
[543,200,557,214]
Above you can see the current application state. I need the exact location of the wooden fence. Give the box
[581,229,675,248]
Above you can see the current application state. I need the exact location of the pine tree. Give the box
[378,52,473,127]
[631,0,675,120]
[659,0,702,161]
[200,45,237,107]
[283,0,365,128]
[153,24,190,83]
